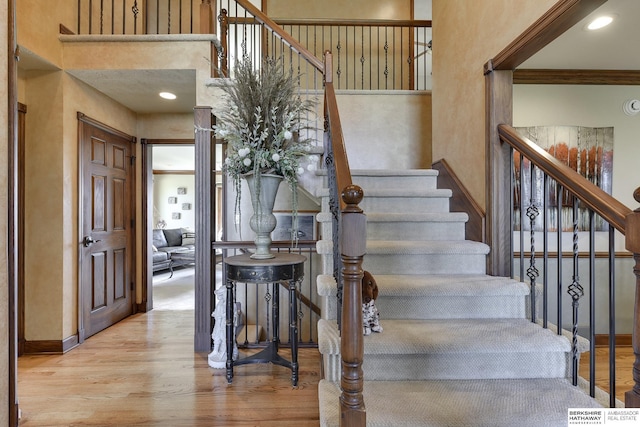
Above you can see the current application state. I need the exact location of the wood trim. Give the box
[141,139,153,312]
[432,159,485,243]
[23,335,80,354]
[59,23,75,35]
[17,103,26,358]
[487,0,607,72]
[485,69,514,277]
[143,138,194,145]
[229,16,431,28]
[77,112,137,143]
[514,69,640,85]
[595,334,633,347]
[194,107,215,352]
[9,0,19,423]
[153,169,195,175]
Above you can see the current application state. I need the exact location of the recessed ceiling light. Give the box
[159,91,177,100]
[586,15,614,30]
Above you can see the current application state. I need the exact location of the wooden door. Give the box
[79,114,135,340]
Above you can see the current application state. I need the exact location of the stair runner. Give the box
[316,169,604,427]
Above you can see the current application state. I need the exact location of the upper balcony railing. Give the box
[75,0,208,35]
[73,1,432,91]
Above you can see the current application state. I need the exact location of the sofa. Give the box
[152,228,195,274]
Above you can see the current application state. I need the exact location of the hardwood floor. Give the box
[17,305,637,426]
[18,310,321,426]
[579,346,636,404]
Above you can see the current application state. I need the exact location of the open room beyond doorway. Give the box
[145,140,196,310]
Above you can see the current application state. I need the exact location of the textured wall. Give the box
[267,0,411,19]
[431,0,557,210]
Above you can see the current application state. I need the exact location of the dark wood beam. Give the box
[514,69,640,85]
[487,0,607,72]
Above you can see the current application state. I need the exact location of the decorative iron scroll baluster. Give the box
[132,0,139,34]
[336,37,342,88]
[526,164,540,323]
[568,198,584,386]
[264,286,271,342]
[383,29,389,89]
[167,0,171,33]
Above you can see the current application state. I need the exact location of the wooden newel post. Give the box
[626,187,640,407]
[339,185,366,427]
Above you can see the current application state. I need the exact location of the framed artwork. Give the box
[273,212,317,241]
[168,196,178,204]
[177,187,187,195]
[182,203,192,210]
[172,212,181,220]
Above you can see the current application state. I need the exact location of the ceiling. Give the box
[520,0,640,70]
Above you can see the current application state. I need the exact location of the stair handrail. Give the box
[218,2,367,423]
[498,124,630,232]
[498,123,640,407]
[230,0,324,72]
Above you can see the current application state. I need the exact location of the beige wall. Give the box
[431,0,557,211]
[17,0,73,67]
[267,0,411,19]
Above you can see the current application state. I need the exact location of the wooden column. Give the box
[194,107,215,352]
[339,185,366,427]
[625,188,640,407]
[484,64,513,277]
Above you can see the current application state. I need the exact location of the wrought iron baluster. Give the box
[360,26,365,90]
[384,27,389,89]
[589,210,596,397]
[526,162,539,323]
[557,183,563,335]
[100,0,104,34]
[542,173,549,328]
[132,0,139,35]
[568,197,584,386]
[608,225,616,407]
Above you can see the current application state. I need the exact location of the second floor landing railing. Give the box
[498,124,640,408]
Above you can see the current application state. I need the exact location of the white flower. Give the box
[243,158,252,167]
[296,167,305,175]
[225,157,231,165]
[272,153,281,162]
[284,130,293,140]
[238,147,250,157]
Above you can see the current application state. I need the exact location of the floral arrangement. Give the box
[214,56,317,238]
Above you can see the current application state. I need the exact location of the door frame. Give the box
[77,112,137,343]
[140,138,195,313]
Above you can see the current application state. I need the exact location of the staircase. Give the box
[316,169,603,427]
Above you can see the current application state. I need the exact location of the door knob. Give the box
[83,236,102,247]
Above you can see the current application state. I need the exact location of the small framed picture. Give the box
[182,203,192,210]
[172,212,181,220]
[177,187,187,195]
[168,196,178,204]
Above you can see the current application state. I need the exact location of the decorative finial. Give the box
[634,187,640,205]
[341,185,364,213]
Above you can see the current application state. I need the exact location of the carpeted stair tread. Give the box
[318,378,602,427]
[374,274,529,297]
[366,212,468,222]
[351,169,440,177]
[364,188,452,198]
[367,240,490,255]
[362,318,570,355]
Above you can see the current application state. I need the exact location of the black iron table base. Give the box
[224,253,305,386]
